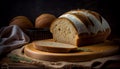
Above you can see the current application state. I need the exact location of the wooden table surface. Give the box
[0,36,120,69]
[0,55,120,69]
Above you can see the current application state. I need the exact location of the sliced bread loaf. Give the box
[50,9,111,46]
[33,40,77,53]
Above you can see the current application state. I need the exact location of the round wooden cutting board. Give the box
[24,40,119,62]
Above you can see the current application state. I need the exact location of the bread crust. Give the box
[50,9,111,46]
[77,29,111,46]
[35,14,56,28]
[9,16,33,30]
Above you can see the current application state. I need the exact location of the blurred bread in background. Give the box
[35,13,56,28]
[9,16,34,30]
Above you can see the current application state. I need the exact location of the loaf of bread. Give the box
[9,16,33,30]
[33,39,77,53]
[50,9,111,46]
[35,13,56,28]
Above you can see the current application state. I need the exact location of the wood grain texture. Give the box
[24,39,119,62]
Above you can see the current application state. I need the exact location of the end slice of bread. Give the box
[33,40,78,53]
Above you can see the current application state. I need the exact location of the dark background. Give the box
[0,0,119,36]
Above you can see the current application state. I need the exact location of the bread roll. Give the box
[35,13,56,28]
[33,40,77,53]
[50,9,111,46]
[9,16,33,30]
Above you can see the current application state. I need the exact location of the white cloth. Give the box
[0,25,30,55]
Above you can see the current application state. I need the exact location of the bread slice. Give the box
[33,40,78,53]
[24,40,119,62]
[50,9,111,46]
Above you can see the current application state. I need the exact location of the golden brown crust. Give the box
[9,16,33,30]
[71,13,94,27]
[88,11,102,23]
[35,13,56,28]
[77,29,111,46]
[10,16,29,22]
[68,9,102,23]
